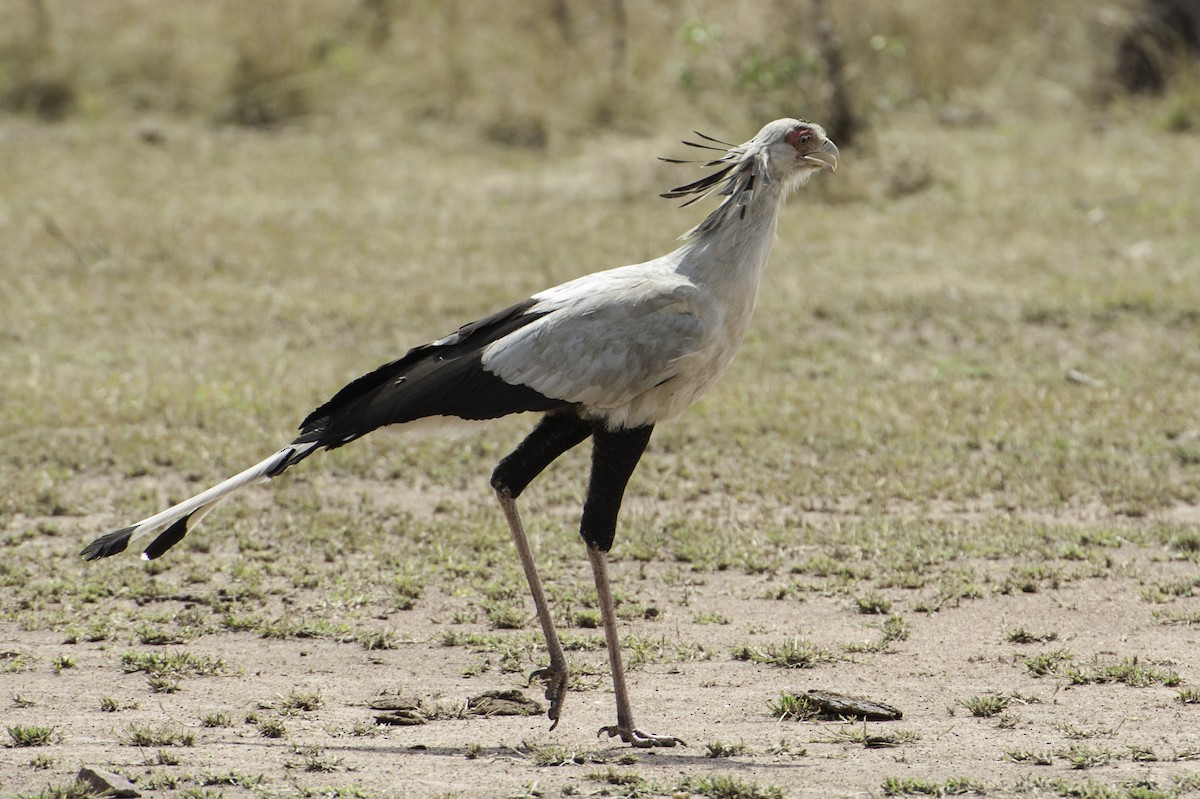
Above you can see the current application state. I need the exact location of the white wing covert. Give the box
[481,270,707,410]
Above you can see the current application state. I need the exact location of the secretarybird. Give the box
[81,118,838,747]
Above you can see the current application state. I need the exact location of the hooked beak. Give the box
[803,139,839,172]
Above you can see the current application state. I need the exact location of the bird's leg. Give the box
[491,414,592,729]
[583,425,684,749]
[588,545,683,747]
[495,491,570,727]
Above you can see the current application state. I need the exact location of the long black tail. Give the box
[82,299,571,562]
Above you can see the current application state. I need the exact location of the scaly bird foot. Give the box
[528,666,569,730]
[598,724,685,748]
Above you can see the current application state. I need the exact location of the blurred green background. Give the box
[2,0,1198,140]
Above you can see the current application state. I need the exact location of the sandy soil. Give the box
[2,528,1199,799]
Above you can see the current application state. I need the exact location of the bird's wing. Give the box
[294,298,570,448]
[481,269,707,409]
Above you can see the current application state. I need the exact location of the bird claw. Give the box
[528,666,569,730]
[597,724,685,748]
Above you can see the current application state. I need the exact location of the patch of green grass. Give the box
[29,753,55,770]
[440,630,499,648]
[256,718,287,739]
[291,787,377,799]
[1177,687,1200,704]
[881,776,985,796]
[693,612,730,625]
[1060,744,1113,769]
[286,745,344,773]
[625,634,712,669]
[201,711,233,727]
[482,600,527,630]
[460,658,489,678]
[678,773,784,799]
[1127,745,1158,762]
[883,777,939,796]
[769,691,820,721]
[392,574,424,610]
[121,722,195,747]
[343,719,381,738]
[519,742,608,766]
[259,617,357,643]
[932,568,988,608]
[846,613,911,653]
[841,636,889,656]
[1025,649,1074,677]
[1054,721,1117,740]
[825,725,921,748]
[152,748,181,766]
[120,650,225,678]
[571,609,601,628]
[705,740,750,758]
[1151,608,1200,626]
[134,623,191,646]
[1170,530,1200,556]
[1006,749,1054,765]
[958,694,1008,718]
[615,599,659,622]
[1066,657,1181,687]
[855,593,892,614]
[934,777,987,795]
[1176,774,1200,793]
[996,713,1021,729]
[1007,627,1058,644]
[1141,577,1200,603]
[357,628,400,650]
[584,768,646,796]
[731,638,834,668]
[792,554,860,581]
[198,771,264,788]
[765,738,806,758]
[140,772,183,791]
[179,789,224,799]
[881,614,910,642]
[7,724,61,747]
[147,673,182,693]
[1003,563,1065,594]
[10,780,97,799]
[278,689,323,713]
[219,613,263,633]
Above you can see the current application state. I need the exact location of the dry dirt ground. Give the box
[3,510,1198,799]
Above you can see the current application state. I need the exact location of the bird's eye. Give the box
[785,127,813,149]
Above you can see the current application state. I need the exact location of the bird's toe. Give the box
[528,666,569,729]
[598,724,685,748]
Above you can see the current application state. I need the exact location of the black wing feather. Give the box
[295,299,572,449]
[80,525,135,560]
[142,514,194,560]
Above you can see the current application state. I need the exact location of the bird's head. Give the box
[662,118,838,238]
[767,118,839,184]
